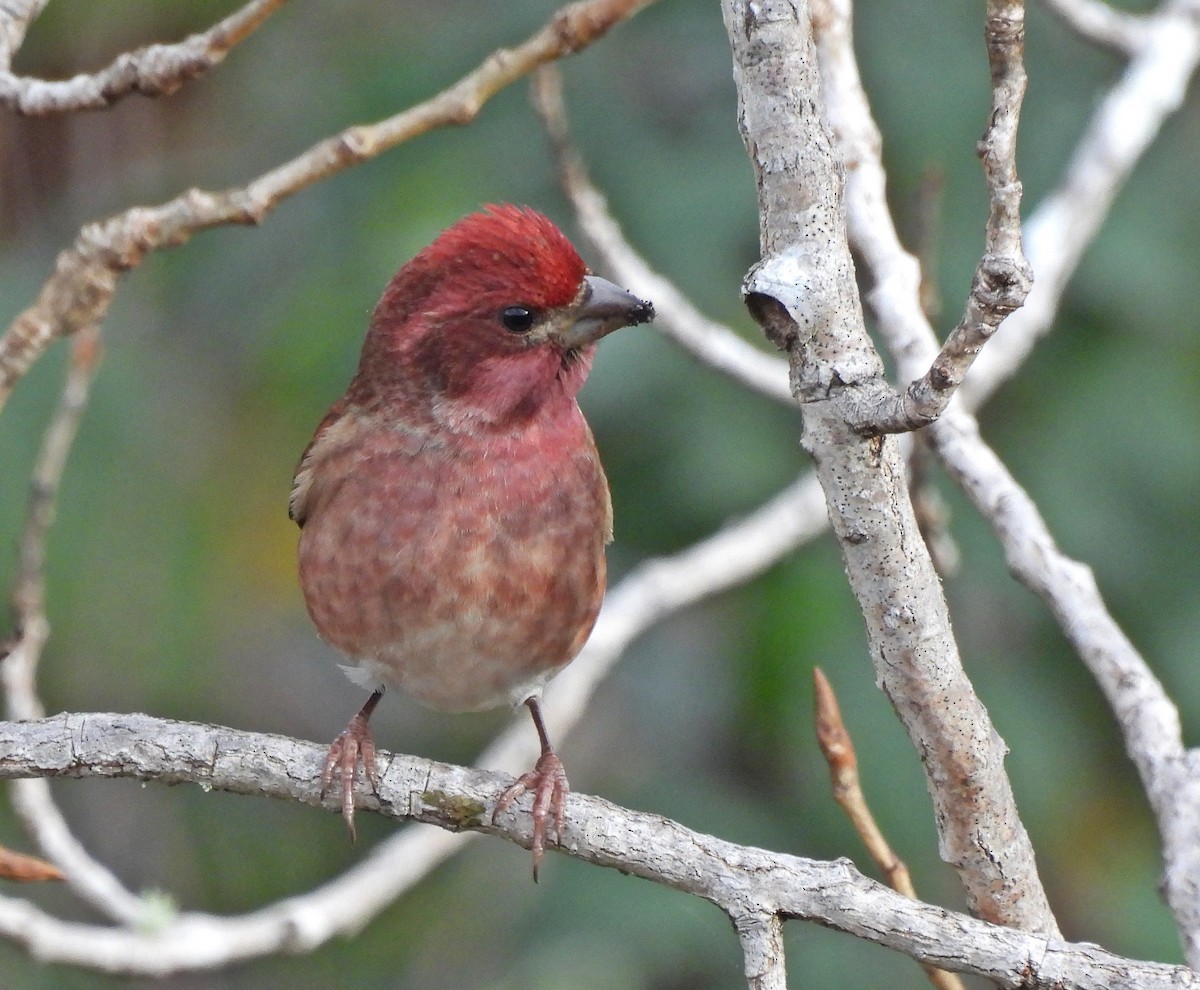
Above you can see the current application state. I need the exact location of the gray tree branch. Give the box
[962,0,1200,407]
[854,0,1032,435]
[0,0,657,413]
[0,0,288,115]
[928,411,1200,969]
[723,0,1058,937]
[0,0,49,71]
[812,0,1200,962]
[0,713,1193,989]
[531,65,794,406]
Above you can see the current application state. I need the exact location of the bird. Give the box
[290,204,654,876]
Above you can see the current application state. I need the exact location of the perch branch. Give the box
[9,327,100,680]
[0,713,1192,988]
[0,473,828,974]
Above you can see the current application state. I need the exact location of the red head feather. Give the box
[368,205,587,333]
[351,206,593,424]
[414,205,587,309]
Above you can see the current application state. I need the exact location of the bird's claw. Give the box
[493,750,570,882]
[320,711,380,842]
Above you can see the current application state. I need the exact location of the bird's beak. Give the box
[560,275,655,350]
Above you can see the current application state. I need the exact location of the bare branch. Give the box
[962,0,1200,408]
[0,0,657,414]
[854,0,1032,434]
[814,669,966,990]
[1,326,149,925]
[0,0,50,71]
[10,328,100,661]
[725,0,1058,935]
[814,0,1200,960]
[928,410,1200,969]
[1038,0,1150,55]
[0,0,289,115]
[0,845,62,883]
[0,713,1195,989]
[531,65,794,406]
[735,913,787,990]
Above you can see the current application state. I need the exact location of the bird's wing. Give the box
[289,398,352,527]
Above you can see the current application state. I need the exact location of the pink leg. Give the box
[492,696,570,881]
[320,689,383,842]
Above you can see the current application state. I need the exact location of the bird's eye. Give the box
[500,306,536,334]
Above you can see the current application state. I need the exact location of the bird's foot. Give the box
[320,694,383,842]
[492,749,570,881]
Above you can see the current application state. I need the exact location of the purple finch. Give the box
[291,205,653,875]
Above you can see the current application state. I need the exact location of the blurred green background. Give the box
[1,1,1197,987]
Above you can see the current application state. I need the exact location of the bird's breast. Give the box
[297,408,610,711]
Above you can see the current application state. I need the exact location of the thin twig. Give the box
[927,410,1200,969]
[0,0,657,414]
[0,0,289,115]
[0,845,63,883]
[10,326,101,655]
[961,0,1200,409]
[813,668,966,990]
[858,0,1032,434]
[1,325,148,925]
[531,64,794,406]
[0,0,50,71]
[1038,0,1150,55]
[813,669,914,894]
